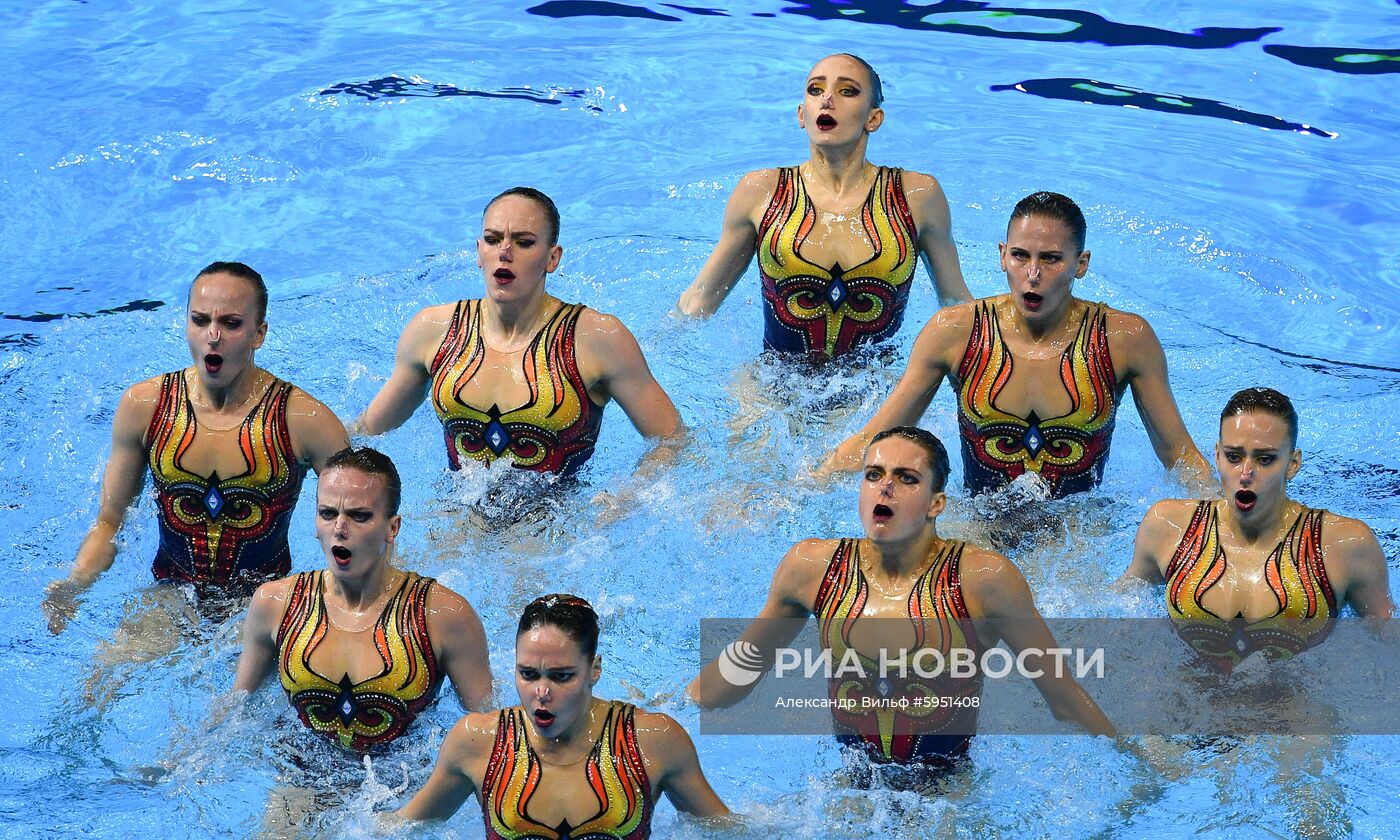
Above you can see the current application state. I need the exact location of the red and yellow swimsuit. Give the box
[480,702,652,840]
[814,538,983,764]
[276,570,443,752]
[145,371,305,593]
[1165,502,1335,672]
[954,299,1119,497]
[429,300,603,475]
[757,165,918,360]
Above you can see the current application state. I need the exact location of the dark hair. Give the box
[1008,191,1087,253]
[831,53,884,108]
[1220,387,1298,449]
[323,447,403,517]
[518,594,600,660]
[485,186,561,245]
[868,426,951,492]
[193,261,268,324]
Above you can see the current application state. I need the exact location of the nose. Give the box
[1025,261,1041,282]
[497,240,513,261]
[533,682,550,700]
[207,325,222,345]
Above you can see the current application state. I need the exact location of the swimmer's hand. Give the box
[42,578,82,635]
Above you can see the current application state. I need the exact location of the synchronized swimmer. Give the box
[41,50,1393,834]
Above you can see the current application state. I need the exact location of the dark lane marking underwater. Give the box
[1263,45,1400,75]
[528,0,1279,50]
[320,77,603,112]
[990,78,1336,138]
[3,299,165,324]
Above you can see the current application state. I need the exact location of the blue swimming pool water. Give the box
[3,1,1398,837]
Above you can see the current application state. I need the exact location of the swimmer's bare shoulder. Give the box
[1319,511,1393,617]
[1124,498,1199,583]
[283,386,349,471]
[677,169,781,317]
[402,301,461,363]
[909,297,980,374]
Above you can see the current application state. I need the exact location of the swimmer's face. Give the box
[315,467,401,577]
[185,271,267,388]
[999,214,1089,322]
[1216,411,1299,517]
[798,54,883,145]
[478,194,563,306]
[860,437,946,542]
[515,622,600,739]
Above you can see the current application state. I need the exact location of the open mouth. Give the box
[1022,292,1043,311]
[872,503,894,522]
[204,353,223,374]
[533,709,555,728]
[1234,490,1257,512]
[331,545,352,566]
[493,268,515,281]
[815,114,837,129]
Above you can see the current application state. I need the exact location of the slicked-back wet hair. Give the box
[1221,387,1298,449]
[324,446,403,517]
[1008,191,1087,253]
[485,186,561,245]
[518,594,600,660]
[868,426,951,492]
[193,261,268,324]
[830,53,884,108]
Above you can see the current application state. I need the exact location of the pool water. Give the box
[2,1,1398,837]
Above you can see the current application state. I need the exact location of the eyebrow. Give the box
[806,75,862,86]
[482,227,538,237]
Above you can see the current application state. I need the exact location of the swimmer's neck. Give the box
[482,292,558,347]
[326,560,397,609]
[1221,496,1298,546]
[533,697,600,757]
[804,140,873,199]
[1006,295,1077,343]
[189,364,266,412]
[862,526,943,580]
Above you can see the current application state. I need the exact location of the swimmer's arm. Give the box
[287,389,350,472]
[965,549,1116,737]
[395,714,488,822]
[44,383,155,633]
[677,170,771,317]
[1329,517,1395,619]
[641,712,732,819]
[356,307,446,436]
[1118,314,1214,492]
[1119,501,1177,585]
[232,579,290,693]
[429,586,495,712]
[904,171,972,305]
[585,313,684,441]
[824,310,961,472]
[687,539,822,708]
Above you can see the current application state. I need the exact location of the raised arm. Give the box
[287,388,350,473]
[355,306,450,436]
[687,539,826,708]
[232,578,291,693]
[823,308,964,472]
[43,381,158,633]
[1328,516,1395,619]
[676,170,773,317]
[428,585,495,712]
[640,712,731,818]
[1116,312,1212,491]
[904,171,972,306]
[582,312,682,441]
[964,548,1115,737]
